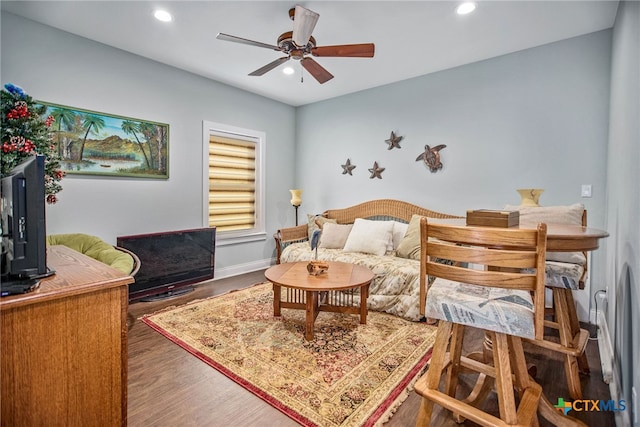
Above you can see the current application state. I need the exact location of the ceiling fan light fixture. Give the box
[217,5,373,84]
[456,2,476,15]
[153,9,173,22]
[292,5,320,47]
[283,67,295,75]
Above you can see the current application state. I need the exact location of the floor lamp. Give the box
[289,189,302,226]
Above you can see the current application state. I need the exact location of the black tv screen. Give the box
[1,155,48,295]
[117,227,216,301]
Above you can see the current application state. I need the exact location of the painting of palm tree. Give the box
[38,101,169,178]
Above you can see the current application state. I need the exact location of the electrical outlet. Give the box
[581,184,592,198]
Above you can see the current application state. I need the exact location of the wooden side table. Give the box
[265,261,374,340]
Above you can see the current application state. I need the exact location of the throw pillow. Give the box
[391,221,409,250]
[307,214,337,240]
[504,203,584,225]
[504,203,586,264]
[342,218,394,256]
[318,223,353,249]
[396,214,423,260]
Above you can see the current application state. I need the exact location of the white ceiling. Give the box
[1,1,618,107]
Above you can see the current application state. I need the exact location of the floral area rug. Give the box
[141,283,437,427]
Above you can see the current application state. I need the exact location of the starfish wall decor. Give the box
[341,158,356,175]
[368,161,385,179]
[385,131,403,150]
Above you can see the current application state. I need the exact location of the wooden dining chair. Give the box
[527,209,590,400]
[414,218,547,427]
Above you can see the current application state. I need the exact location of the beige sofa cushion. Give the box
[318,223,353,249]
[307,214,337,239]
[396,214,423,260]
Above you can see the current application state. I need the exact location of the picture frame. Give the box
[38,101,169,178]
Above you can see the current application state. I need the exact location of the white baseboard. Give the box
[593,308,614,384]
[213,258,273,280]
[594,310,633,427]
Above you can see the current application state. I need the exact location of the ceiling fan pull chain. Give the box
[300,61,304,83]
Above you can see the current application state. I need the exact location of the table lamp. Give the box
[289,189,302,225]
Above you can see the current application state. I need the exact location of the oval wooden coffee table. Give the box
[265,261,374,340]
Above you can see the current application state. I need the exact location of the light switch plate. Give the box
[581,184,592,198]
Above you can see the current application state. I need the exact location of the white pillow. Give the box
[504,203,586,264]
[318,223,353,249]
[392,221,409,250]
[343,218,394,256]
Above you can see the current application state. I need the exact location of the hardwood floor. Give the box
[128,270,614,426]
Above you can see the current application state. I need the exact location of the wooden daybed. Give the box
[274,199,461,321]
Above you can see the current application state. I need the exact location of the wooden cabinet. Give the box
[1,245,133,426]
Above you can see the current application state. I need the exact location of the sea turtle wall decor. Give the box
[385,131,403,150]
[368,161,385,179]
[341,158,356,175]
[416,144,447,173]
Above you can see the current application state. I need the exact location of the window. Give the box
[202,121,265,245]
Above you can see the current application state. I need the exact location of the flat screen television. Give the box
[117,227,216,301]
[1,155,52,296]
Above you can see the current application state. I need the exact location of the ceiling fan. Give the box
[216,5,375,84]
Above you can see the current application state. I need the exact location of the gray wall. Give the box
[1,12,297,276]
[605,2,639,425]
[296,29,611,296]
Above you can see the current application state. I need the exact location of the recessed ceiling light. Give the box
[456,2,476,15]
[154,10,173,22]
[283,67,295,75]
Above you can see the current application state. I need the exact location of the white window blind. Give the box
[202,121,265,245]
[208,135,256,231]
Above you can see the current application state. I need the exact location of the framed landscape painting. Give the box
[38,101,169,178]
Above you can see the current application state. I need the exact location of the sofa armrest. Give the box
[274,224,309,264]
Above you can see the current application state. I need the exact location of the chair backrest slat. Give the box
[428,225,539,248]
[426,262,538,290]
[427,241,538,270]
[420,217,548,340]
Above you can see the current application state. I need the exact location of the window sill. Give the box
[216,232,267,247]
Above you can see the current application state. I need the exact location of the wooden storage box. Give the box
[466,209,520,228]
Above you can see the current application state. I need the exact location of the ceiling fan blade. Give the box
[216,33,282,51]
[300,57,334,84]
[312,43,375,58]
[292,5,319,47]
[248,56,290,76]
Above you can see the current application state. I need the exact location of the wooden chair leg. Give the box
[415,320,454,427]
[508,335,541,427]
[446,323,466,423]
[554,289,583,400]
[577,350,590,375]
[415,397,436,427]
[563,288,590,374]
[445,323,464,396]
[491,332,518,425]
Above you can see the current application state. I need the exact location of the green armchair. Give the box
[46,233,140,276]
